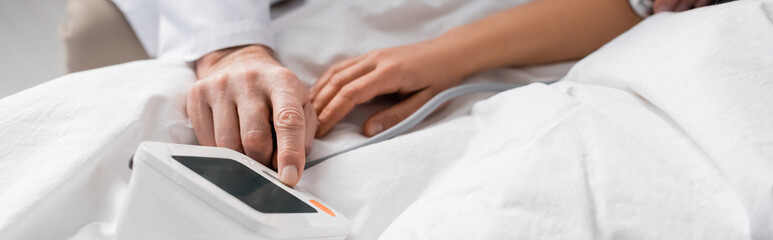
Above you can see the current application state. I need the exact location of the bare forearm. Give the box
[311,0,714,138]
[439,0,642,76]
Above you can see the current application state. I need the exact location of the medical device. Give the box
[117,142,350,239]
[117,81,542,239]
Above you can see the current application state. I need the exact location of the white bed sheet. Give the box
[1,0,772,239]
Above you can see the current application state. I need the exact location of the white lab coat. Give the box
[112,0,274,61]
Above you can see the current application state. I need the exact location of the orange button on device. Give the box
[309,200,336,217]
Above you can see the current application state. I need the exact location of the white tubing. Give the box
[305,82,533,169]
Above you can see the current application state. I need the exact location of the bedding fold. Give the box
[0,0,771,239]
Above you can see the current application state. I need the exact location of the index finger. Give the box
[316,70,398,137]
[270,86,308,186]
[311,56,362,100]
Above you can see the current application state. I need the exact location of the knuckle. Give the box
[332,60,350,70]
[278,147,304,160]
[242,130,272,155]
[379,61,401,72]
[274,107,305,129]
[271,88,306,105]
[217,135,241,150]
[189,82,207,100]
[339,85,360,102]
[241,130,269,148]
[211,74,230,91]
[272,68,297,81]
[239,69,260,87]
[370,50,388,59]
[242,69,259,80]
[271,69,305,91]
[329,73,348,85]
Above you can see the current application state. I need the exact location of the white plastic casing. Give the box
[115,142,349,240]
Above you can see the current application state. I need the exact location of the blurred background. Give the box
[0,0,67,99]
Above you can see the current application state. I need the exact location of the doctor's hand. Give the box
[189,45,316,186]
[310,39,472,138]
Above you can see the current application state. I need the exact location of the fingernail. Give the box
[280,165,298,185]
[367,122,383,136]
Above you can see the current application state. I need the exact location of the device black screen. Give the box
[172,156,317,214]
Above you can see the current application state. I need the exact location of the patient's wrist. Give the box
[433,29,491,79]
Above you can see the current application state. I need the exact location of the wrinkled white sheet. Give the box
[1,0,772,239]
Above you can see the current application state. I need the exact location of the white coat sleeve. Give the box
[113,0,274,61]
[156,0,274,61]
[111,0,160,57]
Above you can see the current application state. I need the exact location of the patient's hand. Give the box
[310,39,472,137]
[190,45,316,186]
[653,0,712,13]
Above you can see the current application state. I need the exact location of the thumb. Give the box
[363,90,435,137]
